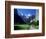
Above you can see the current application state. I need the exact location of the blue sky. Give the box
[16,9,39,17]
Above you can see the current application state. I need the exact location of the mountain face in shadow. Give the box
[14,9,36,24]
[14,9,26,24]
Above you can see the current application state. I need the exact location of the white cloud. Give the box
[28,14,31,17]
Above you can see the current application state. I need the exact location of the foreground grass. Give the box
[14,24,39,30]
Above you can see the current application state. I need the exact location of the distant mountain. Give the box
[14,9,36,24]
[21,15,35,24]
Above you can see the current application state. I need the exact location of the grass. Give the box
[14,24,30,29]
[14,24,39,30]
[14,20,39,30]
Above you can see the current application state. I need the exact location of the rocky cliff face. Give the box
[14,9,26,24]
[14,9,36,24]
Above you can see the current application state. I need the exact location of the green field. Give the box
[14,24,39,30]
[14,20,39,30]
